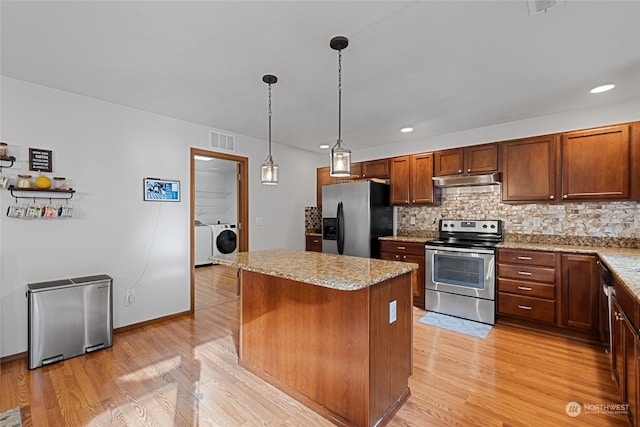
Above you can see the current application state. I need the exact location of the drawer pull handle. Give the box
[518,305,532,310]
[313,239,319,243]
[397,246,406,250]
[518,271,533,276]
[517,256,532,260]
[517,286,533,291]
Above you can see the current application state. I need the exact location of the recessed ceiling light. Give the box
[400,127,414,133]
[590,84,615,94]
[319,144,330,149]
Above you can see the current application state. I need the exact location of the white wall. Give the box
[353,97,640,162]
[0,77,321,357]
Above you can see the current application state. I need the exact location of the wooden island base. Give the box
[239,269,413,427]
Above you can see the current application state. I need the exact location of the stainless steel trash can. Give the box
[27,274,113,369]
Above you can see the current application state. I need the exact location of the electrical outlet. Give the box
[126,289,135,305]
[635,217,640,229]
[410,216,416,226]
[256,217,263,226]
[389,300,397,324]
[533,217,541,227]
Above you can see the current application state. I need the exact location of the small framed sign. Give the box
[29,148,52,172]
[144,178,181,202]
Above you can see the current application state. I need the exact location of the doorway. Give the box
[190,147,248,312]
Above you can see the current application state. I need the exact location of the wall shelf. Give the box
[0,155,16,171]
[8,185,75,202]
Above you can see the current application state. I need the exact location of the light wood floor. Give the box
[1,265,629,426]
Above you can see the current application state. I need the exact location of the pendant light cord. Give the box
[268,83,272,158]
[337,49,342,144]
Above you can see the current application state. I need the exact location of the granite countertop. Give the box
[498,241,640,304]
[210,248,417,291]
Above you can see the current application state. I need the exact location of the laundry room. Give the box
[194,155,238,266]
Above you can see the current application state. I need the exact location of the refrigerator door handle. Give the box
[337,202,344,255]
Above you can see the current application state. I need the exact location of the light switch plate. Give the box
[389,300,397,324]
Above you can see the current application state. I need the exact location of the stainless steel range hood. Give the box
[432,172,501,188]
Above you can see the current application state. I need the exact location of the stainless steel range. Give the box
[425,219,503,325]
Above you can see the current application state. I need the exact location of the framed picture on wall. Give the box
[144,178,180,202]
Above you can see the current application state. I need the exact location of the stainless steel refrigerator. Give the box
[322,181,393,258]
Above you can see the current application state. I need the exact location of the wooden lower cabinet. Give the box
[497,249,600,336]
[560,254,599,332]
[239,269,412,427]
[305,235,322,252]
[380,240,425,309]
[611,278,639,426]
[497,249,557,325]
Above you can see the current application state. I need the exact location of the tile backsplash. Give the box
[397,185,639,240]
[305,206,322,232]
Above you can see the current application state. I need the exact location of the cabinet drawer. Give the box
[498,263,555,284]
[498,249,555,267]
[305,235,322,252]
[498,278,555,300]
[380,241,425,256]
[498,293,556,324]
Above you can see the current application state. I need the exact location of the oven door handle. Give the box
[425,245,495,255]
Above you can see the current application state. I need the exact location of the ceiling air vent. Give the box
[209,131,235,152]
[527,0,564,16]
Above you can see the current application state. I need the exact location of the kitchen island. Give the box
[211,248,417,427]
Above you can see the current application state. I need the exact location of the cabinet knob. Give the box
[550,195,554,199]
[403,255,407,259]
[467,168,471,173]
[563,194,568,199]
[458,169,462,173]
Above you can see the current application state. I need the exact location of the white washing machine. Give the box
[212,224,238,256]
[194,223,214,266]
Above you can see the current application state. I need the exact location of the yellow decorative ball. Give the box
[35,174,51,189]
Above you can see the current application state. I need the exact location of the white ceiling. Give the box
[2,1,639,154]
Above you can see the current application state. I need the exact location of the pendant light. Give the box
[261,74,278,185]
[329,36,351,177]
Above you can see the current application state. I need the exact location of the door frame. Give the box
[190,147,248,313]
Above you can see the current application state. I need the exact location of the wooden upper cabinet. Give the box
[434,148,464,176]
[348,162,362,179]
[560,125,630,200]
[390,156,411,205]
[390,153,435,206]
[410,153,435,204]
[465,144,499,174]
[434,144,498,176]
[502,135,558,202]
[361,159,390,179]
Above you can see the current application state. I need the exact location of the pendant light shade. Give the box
[329,36,351,177]
[261,74,278,185]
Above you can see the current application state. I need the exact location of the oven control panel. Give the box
[440,220,501,233]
